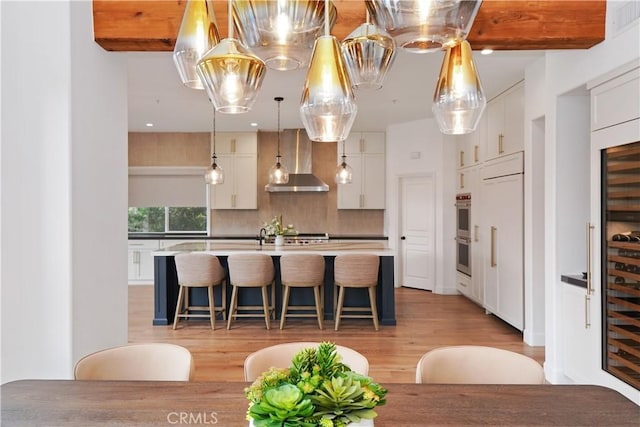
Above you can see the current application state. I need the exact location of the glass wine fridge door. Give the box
[602,140,640,391]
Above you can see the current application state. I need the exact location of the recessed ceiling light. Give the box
[481,48,494,55]
[250,122,258,127]
[145,123,154,127]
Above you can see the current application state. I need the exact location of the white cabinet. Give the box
[560,282,597,383]
[209,132,257,209]
[486,82,524,160]
[128,240,159,283]
[337,132,386,209]
[481,152,524,330]
[456,112,487,168]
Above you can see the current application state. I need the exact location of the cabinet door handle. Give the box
[460,150,464,167]
[231,138,236,153]
[490,226,497,267]
[585,294,591,329]
[474,225,479,242]
[474,145,479,163]
[359,194,364,208]
[586,222,595,295]
[360,137,365,153]
[498,133,504,154]
[460,172,465,189]
[232,194,236,208]
[133,250,140,264]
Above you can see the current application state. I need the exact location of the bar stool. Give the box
[334,254,380,331]
[173,253,226,330]
[227,253,276,330]
[279,254,325,330]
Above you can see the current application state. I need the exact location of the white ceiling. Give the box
[124,48,544,133]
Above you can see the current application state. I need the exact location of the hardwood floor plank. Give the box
[128,285,544,383]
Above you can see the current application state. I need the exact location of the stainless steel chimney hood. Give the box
[265,129,329,192]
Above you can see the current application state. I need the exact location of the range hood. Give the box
[265,129,329,192]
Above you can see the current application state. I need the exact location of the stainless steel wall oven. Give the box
[456,193,472,276]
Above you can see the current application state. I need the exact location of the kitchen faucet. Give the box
[258,227,267,248]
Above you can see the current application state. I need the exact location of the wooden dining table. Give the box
[1,380,638,426]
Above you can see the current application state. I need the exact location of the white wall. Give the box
[386,118,457,294]
[1,1,128,383]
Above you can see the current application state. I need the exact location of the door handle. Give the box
[490,226,497,267]
[401,236,406,240]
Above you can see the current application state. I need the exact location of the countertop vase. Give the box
[274,235,284,246]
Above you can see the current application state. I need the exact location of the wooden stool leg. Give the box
[335,286,345,331]
[261,285,271,330]
[208,285,216,330]
[280,285,291,330]
[227,285,238,330]
[270,281,276,319]
[173,285,185,330]
[368,286,379,331]
[313,285,323,330]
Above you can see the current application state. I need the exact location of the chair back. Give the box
[415,345,545,384]
[74,343,194,381]
[175,253,225,287]
[280,254,325,286]
[228,253,274,286]
[244,342,369,381]
[334,254,379,287]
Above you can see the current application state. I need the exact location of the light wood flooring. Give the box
[128,285,544,383]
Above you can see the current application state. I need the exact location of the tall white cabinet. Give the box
[486,82,524,160]
[209,132,257,209]
[337,132,386,209]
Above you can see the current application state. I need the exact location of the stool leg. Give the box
[227,285,238,330]
[173,285,185,330]
[335,285,345,331]
[221,280,227,321]
[261,285,271,330]
[280,285,291,330]
[313,285,323,330]
[368,286,379,331]
[270,281,276,319]
[208,285,216,330]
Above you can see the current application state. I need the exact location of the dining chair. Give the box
[244,342,369,381]
[334,254,380,331]
[279,253,325,330]
[74,343,194,381]
[415,345,545,384]
[173,253,227,330]
[226,253,276,330]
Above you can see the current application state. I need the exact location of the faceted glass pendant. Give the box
[173,0,220,89]
[205,159,225,184]
[341,22,396,90]
[300,36,357,142]
[335,156,353,184]
[432,40,486,135]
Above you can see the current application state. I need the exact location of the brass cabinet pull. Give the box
[498,133,504,154]
[586,222,595,295]
[460,173,465,189]
[360,194,364,208]
[474,225,479,242]
[474,145,479,163]
[490,226,497,267]
[231,138,236,153]
[585,294,591,329]
[231,194,236,208]
[360,137,365,153]
[460,150,464,167]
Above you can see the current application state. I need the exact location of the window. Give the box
[128,207,207,233]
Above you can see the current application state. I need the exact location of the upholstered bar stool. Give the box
[227,253,276,330]
[334,254,380,331]
[279,254,325,330]
[173,253,226,330]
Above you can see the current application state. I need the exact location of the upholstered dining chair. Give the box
[279,253,325,330]
[415,345,545,384]
[173,253,227,330]
[74,343,194,381]
[244,342,369,382]
[334,254,380,331]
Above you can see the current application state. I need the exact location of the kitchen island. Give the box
[152,241,396,326]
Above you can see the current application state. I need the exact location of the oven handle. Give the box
[456,236,471,244]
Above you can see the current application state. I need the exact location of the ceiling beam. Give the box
[92,0,605,52]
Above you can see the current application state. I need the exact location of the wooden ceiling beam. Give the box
[92,0,605,52]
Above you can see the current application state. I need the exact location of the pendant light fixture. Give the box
[196,0,266,113]
[173,0,220,90]
[341,10,396,90]
[300,0,357,142]
[366,0,483,54]
[205,104,224,185]
[335,140,353,184]
[432,40,486,135]
[233,0,337,71]
[268,97,290,184]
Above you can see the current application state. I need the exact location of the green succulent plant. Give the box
[245,342,387,427]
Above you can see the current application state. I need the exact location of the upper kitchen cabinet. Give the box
[338,132,386,210]
[209,132,257,210]
[486,82,524,160]
[457,112,487,168]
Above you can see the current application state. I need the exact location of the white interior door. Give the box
[400,175,435,291]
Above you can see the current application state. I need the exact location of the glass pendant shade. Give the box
[366,0,483,53]
[196,38,267,113]
[341,22,396,90]
[432,40,486,135]
[335,156,353,184]
[233,0,337,71]
[173,0,220,89]
[300,35,358,142]
[268,156,290,184]
[205,158,225,184]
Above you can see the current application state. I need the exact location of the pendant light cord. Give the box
[275,97,283,158]
[228,0,233,39]
[212,105,217,160]
[324,0,329,36]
